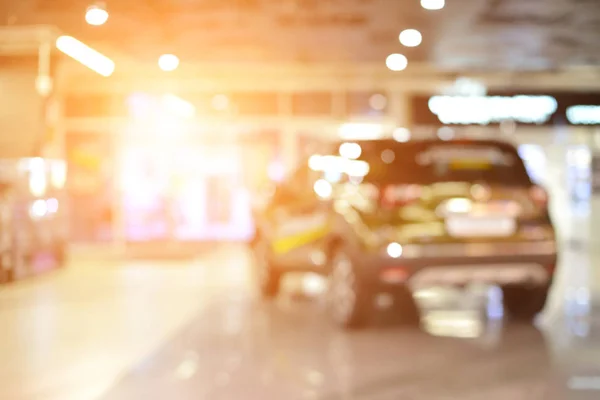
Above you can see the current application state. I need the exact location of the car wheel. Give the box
[327,248,371,329]
[502,285,550,321]
[254,239,281,298]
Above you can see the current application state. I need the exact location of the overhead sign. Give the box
[566,105,600,125]
[412,92,600,126]
[428,95,557,125]
[441,77,487,97]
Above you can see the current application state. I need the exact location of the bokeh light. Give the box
[421,0,445,10]
[158,54,180,71]
[85,5,109,26]
[393,128,411,142]
[369,94,387,110]
[399,29,422,47]
[339,142,362,159]
[437,126,455,141]
[386,54,408,71]
[314,179,333,199]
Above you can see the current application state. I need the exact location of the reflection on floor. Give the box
[0,245,598,400]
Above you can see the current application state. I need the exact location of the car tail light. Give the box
[529,185,548,208]
[381,184,422,208]
[380,266,409,284]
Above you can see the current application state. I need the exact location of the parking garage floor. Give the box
[0,244,598,400]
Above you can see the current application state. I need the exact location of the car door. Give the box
[268,166,331,269]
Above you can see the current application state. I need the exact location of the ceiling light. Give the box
[385,54,408,71]
[399,29,422,47]
[85,4,109,26]
[158,54,179,71]
[55,35,115,77]
[421,0,445,10]
[428,95,558,125]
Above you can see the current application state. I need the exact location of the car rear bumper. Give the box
[356,240,557,289]
[399,240,556,259]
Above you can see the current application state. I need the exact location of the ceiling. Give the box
[0,0,599,70]
[435,0,600,70]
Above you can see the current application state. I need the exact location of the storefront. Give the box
[116,123,287,243]
[410,92,600,245]
[65,132,113,242]
[62,85,383,248]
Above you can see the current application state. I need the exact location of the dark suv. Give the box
[251,138,557,329]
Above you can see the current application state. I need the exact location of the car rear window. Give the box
[353,140,532,186]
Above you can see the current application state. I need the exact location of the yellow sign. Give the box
[450,159,492,170]
[271,225,330,254]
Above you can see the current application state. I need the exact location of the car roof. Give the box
[330,137,518,153]
[352,137,514,146]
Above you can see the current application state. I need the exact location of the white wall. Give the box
[0,63,44,158]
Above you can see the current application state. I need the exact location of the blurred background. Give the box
[0,0,599,399]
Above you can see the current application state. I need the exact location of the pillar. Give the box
[388,90,411,129]
[589,130,600,303]
[278,92,298,175]
[332,90,346,119]
[110,123,126,255]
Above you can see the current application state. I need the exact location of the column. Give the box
[332,91,346,119]
[278,92,298,175]
[37,36,55,157]
[589,129,600,303]
[280,126,298,175]
[110,125,126,255]
[388,90,411,129]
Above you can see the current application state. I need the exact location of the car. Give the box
[251,137,557,329]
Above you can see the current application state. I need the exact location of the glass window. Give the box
[183,93,233,115]
[351,140,532,186]
[291,92,332,116]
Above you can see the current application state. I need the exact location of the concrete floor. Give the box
[0,245,598,400]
